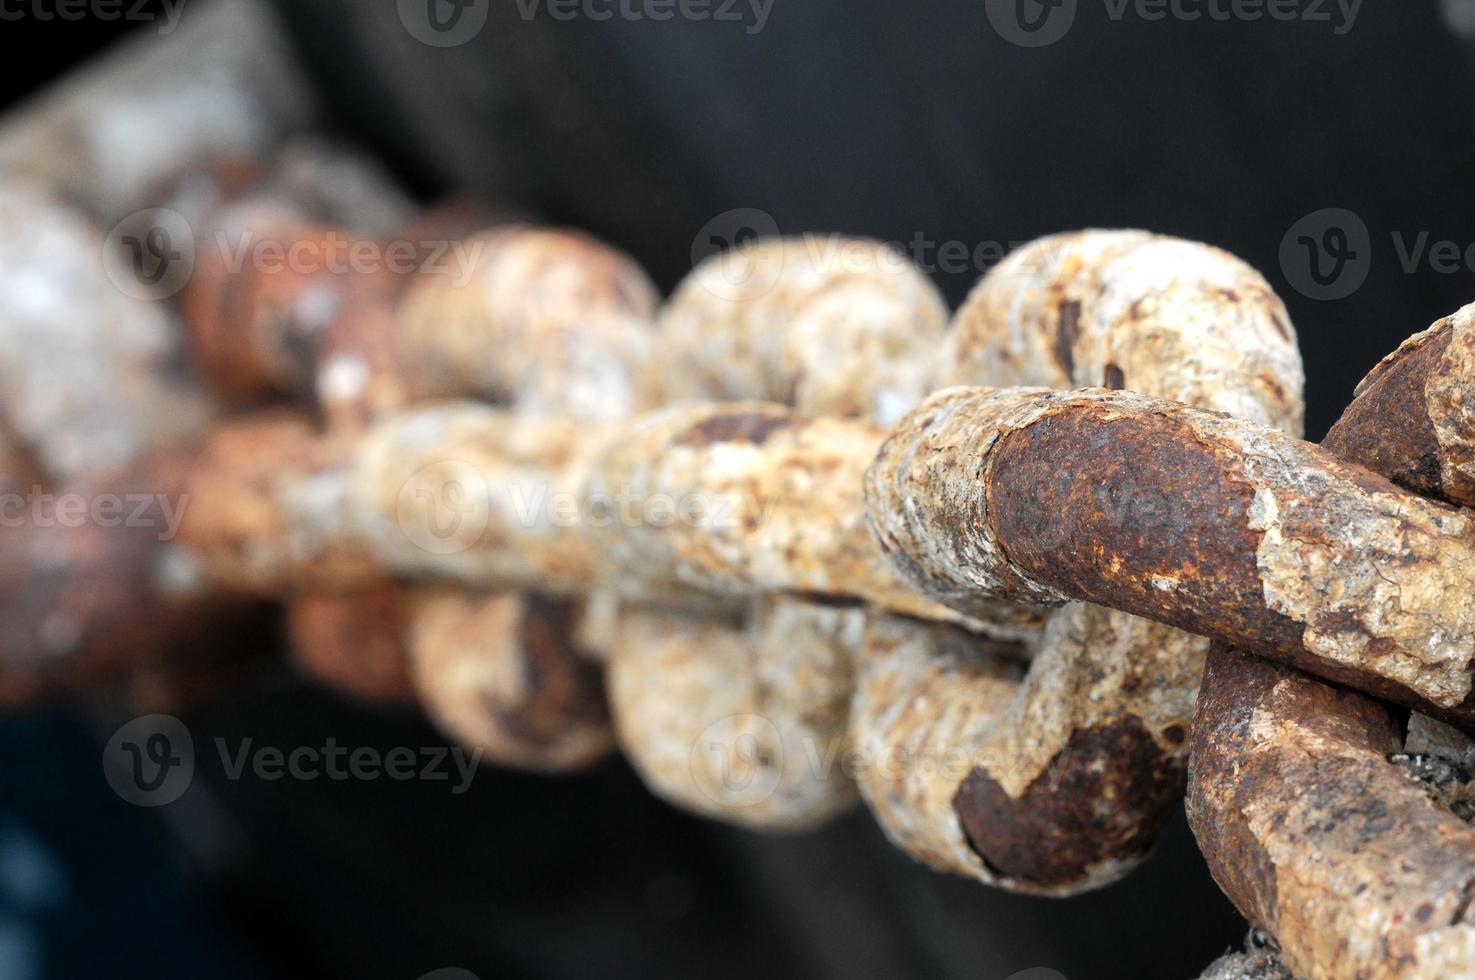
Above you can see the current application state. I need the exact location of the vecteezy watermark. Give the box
[103,715,195,807]
[214,739,481,794]
[392,463,778,556]
[1279,207,1371,301]
[1280,207,1475,301]
[0,0,187,34]
[398,0,774,44]
[688,207,1065,302]
[103,208,196,301]
[0,488,188,539]
[397,0,490,47]
[208,231,483,285]
[985,0,1079,47]
[103,208,484,301]
[513,0,774,34]
[689,207,786,301]
[104,716,483,806]
[986,0,1360,47]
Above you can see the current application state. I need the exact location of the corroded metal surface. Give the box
[408,589,612,772]
[906,229,1310,895]
[395,226,660,421]
[868,386,1475,725]
[1190,647,1475,980]
[1324,302,1475,507]
[1188,314,1475,979]
[941,230,1305,436]
[658,235,949,424]
[8,102,1473,960]
[585,401,1045,634]
[608,599,861,829]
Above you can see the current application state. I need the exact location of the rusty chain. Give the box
[3,17,1475,978]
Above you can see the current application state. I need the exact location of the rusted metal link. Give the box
[1323,302,1475,507]
[851,230,1306,894]
[174,174,653,770]
[396,226,660,421]
[609,597,863,829]
[867,385,1475,727]
[586,402,1040,634]
[656,235,949,424]
[1191,647,1475,980]
[939,230,1305,435]
[286,586,419,707]
[408,589,613,773]
[601,237,963,830]
[1188,303,1475,980]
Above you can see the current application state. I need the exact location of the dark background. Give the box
[2,1,1474,978]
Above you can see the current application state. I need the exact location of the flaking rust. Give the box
[604,238,974,832]
[941,230,1305,435]
[1325,301,1475,507]
[1187,304,1475,979]
[855,231,1305,895]
[1191,648,1475,980]
[869,385,1475,725]
[585,401,1042,636]
[848,615,1025,882]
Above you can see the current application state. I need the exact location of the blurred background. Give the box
[1,1,1473,977]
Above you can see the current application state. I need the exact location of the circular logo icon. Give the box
[398,0,490,47]
[102,208,195,300]
[1279,207,1372,301]
[689,713,784,811]
[418,970,480,980]
[103,714,194,807]
[1005,971,1069,980]
[394,459,491,555]
[985,0,1078,48]
[689,207,784,302]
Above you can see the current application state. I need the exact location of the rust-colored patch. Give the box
[1258,372,1288,408]
[674,411,796,448]
[953,716,1182,887]
[1187,647,1287,933]
[1324,326,1452,500]
[287,586,417,705]
[500,594,609,746]
[1054,300,1082,376]
[985,408,1304,652]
